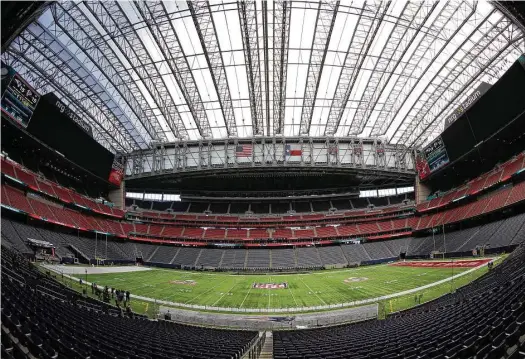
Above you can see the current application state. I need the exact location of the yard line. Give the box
[299,276,327,306]
[183,277,229,304]
[211,279,240,307]
[239,282,254,308]
[268,276,272,310]
[287,282,299,307]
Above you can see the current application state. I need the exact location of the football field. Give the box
[67,258,496,312]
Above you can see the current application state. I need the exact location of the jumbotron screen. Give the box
[27,93,115,181]
[417,55,525,181]
[1,63,40,127]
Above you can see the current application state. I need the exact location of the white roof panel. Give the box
[6,0,522,152]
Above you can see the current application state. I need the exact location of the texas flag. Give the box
[284,144,302,157]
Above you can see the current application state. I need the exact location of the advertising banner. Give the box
[444,82,491,129]
[108,156,125,186]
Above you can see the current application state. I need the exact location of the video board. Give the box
[1,65,40,127]
[423,136,450,173]
[28,93,115,181]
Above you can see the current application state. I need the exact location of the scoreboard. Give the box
[1,65,40,127]
[417,136,450,180]
[423,136,450,173]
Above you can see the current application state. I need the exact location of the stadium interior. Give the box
[1,1,525,358]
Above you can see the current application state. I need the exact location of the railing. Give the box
[241,332,266,359]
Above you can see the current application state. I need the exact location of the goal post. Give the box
[430,251,446,260]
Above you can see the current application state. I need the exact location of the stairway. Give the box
[68,244,89,262]
[258,332,273,359]
[146,246,160,262]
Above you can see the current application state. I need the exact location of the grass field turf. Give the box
[75,260,491,311]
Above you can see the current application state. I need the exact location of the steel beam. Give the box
[273,0,292,135]
[16,23,139,150]
[134,1,212,138]
[238,1,264,135]
[324,1,389,136]
[348,1,436,136]
[187,1,238,137]
[370,1,475,137]
[84,1,189,140]
[9,55,122,153]
[435,39,524,137]
[392,11,523,146]
[262,1,270,136]
[51,2,165,144]
[299,1,339,135]
[9,25,139,153]
[123,136,416,180]
[51,3,166,146]
[407,22,523,147]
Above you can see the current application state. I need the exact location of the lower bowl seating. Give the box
[273,245,525,359]
[0,246,258,359]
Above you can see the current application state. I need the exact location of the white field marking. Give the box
[239,283,254,309]
[45,257,499,312]
[183,277,230,304]
[268,276,272,309]
[287,281,299,307]
[211,279,240,307]
[299,276,327,305]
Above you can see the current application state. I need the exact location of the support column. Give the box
[108,180,125,210]
[415,175,431,204]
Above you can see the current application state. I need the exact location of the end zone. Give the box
[390,258,493,268]
[41,264,153,275]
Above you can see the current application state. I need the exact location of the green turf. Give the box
[72,260,491,312]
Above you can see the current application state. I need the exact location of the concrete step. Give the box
[258,331,273,359]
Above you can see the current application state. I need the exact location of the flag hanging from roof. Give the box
[284,144,302,157]
[235,144,252,157]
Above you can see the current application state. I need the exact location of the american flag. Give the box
[235,144,253,157]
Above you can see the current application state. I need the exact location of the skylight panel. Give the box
[179,111,199,138]
[160,74,182,106]
[182,16,205,56]
[186,129,201,141]
[206,107,226,136]
[349,68,372,108]
[136,28,164,62]
[239,107,253,137]
[287,64,308,100]
[11,0,518,150]
[194,68,220,102]
[336,108,357,136]
[231,65,250,101]
[329,12,355,52]
[310,106,324,128]
[316,62,338,100]
[369,22,394,58]
[288,7,306,48]
[162,1,181,14]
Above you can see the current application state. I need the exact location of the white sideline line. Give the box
[44,259,495,313]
